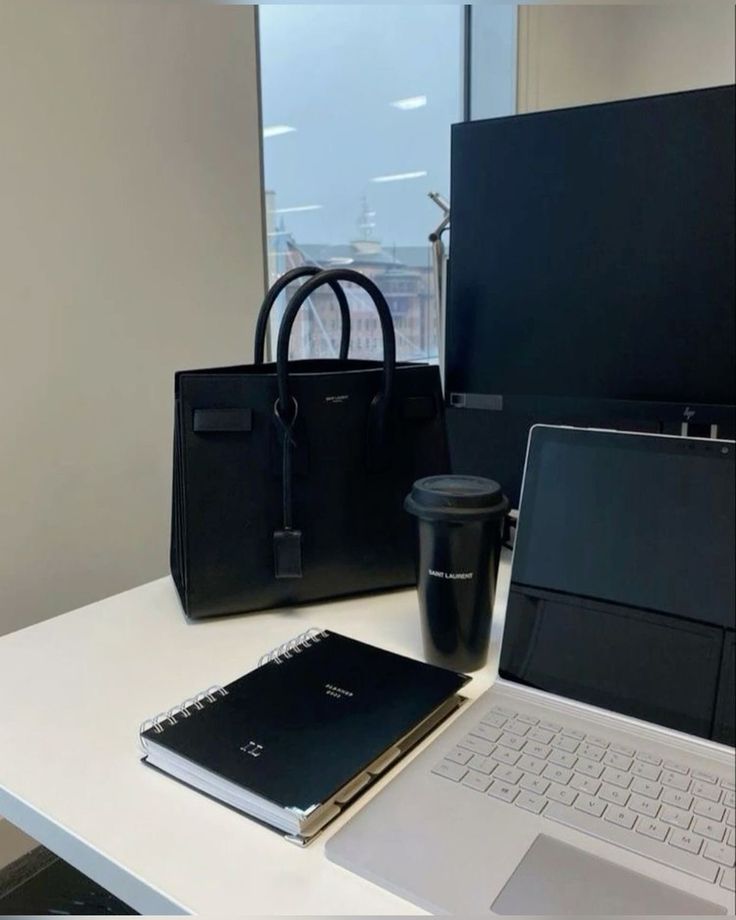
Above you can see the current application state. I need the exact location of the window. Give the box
[259,5,516,362]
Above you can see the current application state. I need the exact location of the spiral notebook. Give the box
[139,629,469,843]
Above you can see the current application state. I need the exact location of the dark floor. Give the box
[0,846,137,916]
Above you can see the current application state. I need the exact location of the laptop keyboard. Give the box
[432,704,735,892]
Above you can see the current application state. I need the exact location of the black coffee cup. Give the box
[405,475,509,672]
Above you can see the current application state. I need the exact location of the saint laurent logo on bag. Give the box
[428,570,474,580]
[325,394,349,404]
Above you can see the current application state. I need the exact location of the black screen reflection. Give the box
[500,588,732,744]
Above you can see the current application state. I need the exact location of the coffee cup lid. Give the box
[404,475,509,522]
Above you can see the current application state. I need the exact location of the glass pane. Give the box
[470,5,517,120]
[259,5,463,362]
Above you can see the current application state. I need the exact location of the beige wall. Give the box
[518,3,735,111]
[0,0,265,639]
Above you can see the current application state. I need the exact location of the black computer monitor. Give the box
[446,85,736,505]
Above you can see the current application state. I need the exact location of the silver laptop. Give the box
[326,426,736,915]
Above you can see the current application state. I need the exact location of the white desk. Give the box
[0,559,510,915]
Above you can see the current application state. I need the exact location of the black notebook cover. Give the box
[141,631,468,812]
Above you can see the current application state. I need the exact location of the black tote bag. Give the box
[170,268,449,619]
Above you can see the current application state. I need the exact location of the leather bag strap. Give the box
[253,265,351,364]
[272,269,397,580]
[275,268,396,423]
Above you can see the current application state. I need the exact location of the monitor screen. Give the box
[499,427,735,746]
[447,86,735,406]
[445,86,736,507]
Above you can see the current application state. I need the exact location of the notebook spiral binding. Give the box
[258,627,328,667]
[139,629,326,754]
[139,684,229,754]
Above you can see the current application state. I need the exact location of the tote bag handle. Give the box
[275,268,396,424]
[253,265,351,364]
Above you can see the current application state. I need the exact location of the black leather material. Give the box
[192,408,252,433]
[170,268,449,619]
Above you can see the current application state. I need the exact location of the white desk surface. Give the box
[0,558,510,915]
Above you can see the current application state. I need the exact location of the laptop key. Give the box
[660,805,692,830]
[493,765,522,785]
[551,735,579,754]
[586,735,609,749]
[527,727,554,745]
[462,770,493,793]
[445,747,472,766]
[515,791,546,814]
[470,723,501,743]
[514,713,539,726]
[663,760,689,775]
[575,757,604,779]
[545,802,718,883]
[610,743,636,757]
[543,764,573,785]
[490,706,517,718]
[636,817,668,841]
[670,830,704,856]
[579,743,605,762]
[517,754,546,775]
[505,719,531,736]
[694,799,725,822]
[661,770,691,791]
[601,767,632,789]
[631,761,661,781]
[692,770,719,785]
[629,793,660,818]
[459,735,494,756]
[432,761,467,782]
[492,747,522,766]
[631,777,662,799]
[574,795,606,818]
[520,774,550,795]
[722,778,735,791]
[548,749,577,768]
[600,783,630,807]
[723,790,735,808]
[692,781,722,803]
[538,720,562,733]
[604,804,636,829]
[547,782,577,806]
[726,809,735,827]
[561,727,586,741]
[488,780,519,803]
[721,868,736,892]
[468,754,495,774]
[603,751,632,771]
[570,774,601,796]
[635,751,661,765]
[693,818,726,842]
[498,732,526,751]
[481,711,508,729]
[661,788,693,810]
[524,741,551,759]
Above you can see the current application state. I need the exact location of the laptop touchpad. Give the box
[491,836,726,915]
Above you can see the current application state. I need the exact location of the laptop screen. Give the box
[499,427,735,746]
